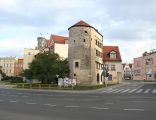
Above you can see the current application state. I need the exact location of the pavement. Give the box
[0,80,156,120]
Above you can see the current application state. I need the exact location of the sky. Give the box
[0,0,156,63]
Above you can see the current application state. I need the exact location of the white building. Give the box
[103,46,123,84]
[37,35,68,59]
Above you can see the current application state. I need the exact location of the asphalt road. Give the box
[0,81,156,120]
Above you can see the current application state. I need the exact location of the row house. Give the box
[133,50,156,81]
[0,57,23,77]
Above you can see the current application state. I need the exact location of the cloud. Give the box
[0,0,156,63]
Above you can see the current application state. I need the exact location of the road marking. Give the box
[9,101,18,103]
[124,109,144,111]
[144,89,151,93]
[107,89,119,93]
[64,105,80,108]
[128,89,137,93]
[152,89,156,93]
[128,101,147,103]
[44,104,56,107]
[113,89,124,93]
[0,100,4,102]
[91,107,109,110]
[104,103,113,104]
[26,102,37,105]
[136,89,143,93]
[120,89,130,93]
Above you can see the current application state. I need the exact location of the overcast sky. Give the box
[0,0,156,63]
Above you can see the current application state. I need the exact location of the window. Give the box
[83,39,85,42]
[111,64,116,71]
[110,51,116,59]
[75,62,79,68]
[105,64,109,71]
[96,40,97,45]
[74,40,75,43]
[84,31,88,33]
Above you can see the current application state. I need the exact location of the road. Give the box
[0,81,156,120]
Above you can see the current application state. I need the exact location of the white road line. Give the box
[107,89,119,93]
[113,89,124,93]
[44,104,56,107]
[26,102,37,105]
[152,89,156,93]
[136,89,143,93]
[91,107,109,110]
[144,89,151,93]
[124,109,144,111]
[128,89,137,93]
[120,89,130,93]
[104,103,113,105]
[65,105,80,108]
[9,101,18,103]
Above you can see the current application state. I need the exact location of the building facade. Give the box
[122,63,133,80]
[23,48,39,70]
[37,35,68,59]
[14,59,23,76]
[133,51,156,81]
[68,20,103,85]
[103,46,123,84]
[0,57,16,76]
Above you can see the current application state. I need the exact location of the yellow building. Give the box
[23,48,39,70]
[0,57,16,76]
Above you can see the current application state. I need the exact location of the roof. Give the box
[103,46,122,62]
[68,20,93,29]
[49,35,68,44]
[68,20,103,37]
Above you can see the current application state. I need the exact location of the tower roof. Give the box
[68,20,103,37]
[68,20,93,29]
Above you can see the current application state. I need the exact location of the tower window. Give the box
[75,62,79,68]
[74,40,75,43]
[83,39,85,42]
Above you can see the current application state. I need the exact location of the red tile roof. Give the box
[68,20,103,37]
[69,20,93,29]
[103,46,122,62]
[50,35,68,44]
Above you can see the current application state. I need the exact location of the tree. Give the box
[23,52,69,84]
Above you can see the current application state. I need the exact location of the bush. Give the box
[10,77,24,83]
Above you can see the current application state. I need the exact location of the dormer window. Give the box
[110,51,116,59]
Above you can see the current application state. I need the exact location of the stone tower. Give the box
[37,37,48,52]
[68,20,103,85]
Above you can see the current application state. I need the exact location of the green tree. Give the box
[23,52,69,84]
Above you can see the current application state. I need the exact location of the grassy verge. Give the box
[16,83,117,90]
